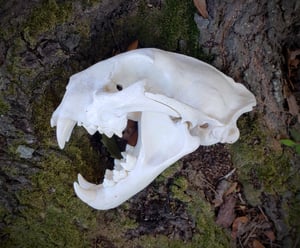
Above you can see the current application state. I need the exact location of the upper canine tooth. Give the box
[56,118,76,149]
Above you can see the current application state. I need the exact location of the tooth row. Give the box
[79,122,124,138]
[102,146,137,188]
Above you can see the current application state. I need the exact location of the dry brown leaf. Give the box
[225,182,238,196]
[264,230,276,241]
[127,40,139,51]
[231,216,249,239]
[193,0,209,19]
[253,239,265,248]
[215,194,236,228]
[213,180,230,207]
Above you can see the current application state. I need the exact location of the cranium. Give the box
[51,48,256,210]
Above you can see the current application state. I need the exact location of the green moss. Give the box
[188,195,231,248]
[2,152,99,248]
[230,114,300,203]
[23,0,72,48]
[171,176,192,203]
[142,165,229,247]
[229,114,300,243]
[0,94,9,115]
[107,0,209,60]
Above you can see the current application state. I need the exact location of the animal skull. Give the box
[51,48,256,210]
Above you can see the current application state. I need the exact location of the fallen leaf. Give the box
[193,0,209,19]
[127,40,139,51]
[231,216,249,239]
[213,179,230,207]
[253,239,265,248]
[264,229,276,241]
[216,194,236,228]
[225,182,238,196]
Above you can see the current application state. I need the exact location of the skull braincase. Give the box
[51,48,256,210]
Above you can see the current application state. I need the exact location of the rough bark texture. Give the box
[0,0,299,247]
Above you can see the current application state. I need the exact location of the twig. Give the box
[258,205,269,221]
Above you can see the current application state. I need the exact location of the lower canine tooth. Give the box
[78,174,97,190]
[74,182,97,202]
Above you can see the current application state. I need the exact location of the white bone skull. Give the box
[51,48,256,210]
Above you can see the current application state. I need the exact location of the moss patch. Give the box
[96,0,209,60]
[0,94,9,115]
[230,114,300,243]
[23,0,73,48]
[2,152,98,248]
[230,115,299,203]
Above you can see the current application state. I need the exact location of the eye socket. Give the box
[116,84,123,91]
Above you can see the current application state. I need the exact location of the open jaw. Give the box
[50,48,257,210]
[52,107,201,210]
[72,111,201,210]
[52,94,202,210]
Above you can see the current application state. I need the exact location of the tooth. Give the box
[125,144,135,154]
[115,130,123,138]
[113,169,127,182]
[97,127,105,135]
[104,169,114,180]
[105,130,114,138]
[56,118,76,149]
[74,182,97,203]
[77,174,97,190]
[114,160,123,171]
[83,124,97,135]
[103,178,116,188]
[121,151,127,158]
[120,154,136,171]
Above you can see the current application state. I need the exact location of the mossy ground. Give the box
[230,114,300,241]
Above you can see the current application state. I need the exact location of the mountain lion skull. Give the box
[51,48,256,210]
